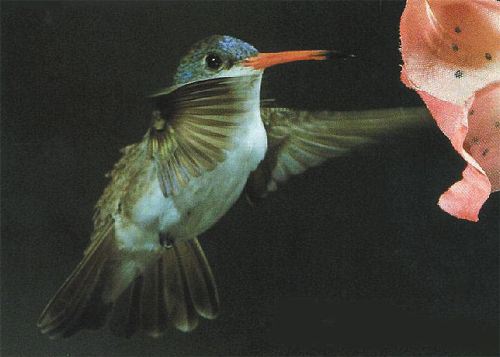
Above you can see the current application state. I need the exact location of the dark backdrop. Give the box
[1,1,498,356]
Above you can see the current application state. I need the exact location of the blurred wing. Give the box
[246,106,431,200]
[149,75,260,196]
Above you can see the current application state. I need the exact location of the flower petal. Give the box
[438,164,491,222]
[464,82,500,190]
[401,69,497,221]
[400,0,500,104]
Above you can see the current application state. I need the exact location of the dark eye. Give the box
[205,53,223,70]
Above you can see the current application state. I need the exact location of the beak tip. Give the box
[325,50,356,60]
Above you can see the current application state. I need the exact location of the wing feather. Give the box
[246,106,431,200]
[149,75,261,196]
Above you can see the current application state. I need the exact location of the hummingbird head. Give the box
[173,35,260,85]
[172,35,345,85]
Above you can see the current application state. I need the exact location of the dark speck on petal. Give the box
[451,44,459,51]
[454,70,463,78]
[485,53,492,61]
[495,121,500,128]
[469,109,475,116]
[482,148,489,157]
[454,26,461,33]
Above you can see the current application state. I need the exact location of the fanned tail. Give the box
[38,232,219,338]
[109,238,219,338]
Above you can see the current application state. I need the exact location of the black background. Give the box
[1,1,498,356]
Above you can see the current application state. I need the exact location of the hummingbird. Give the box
[38,35,430,338]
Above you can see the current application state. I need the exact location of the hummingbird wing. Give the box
[149,75,260,196]
[247,106,432,201]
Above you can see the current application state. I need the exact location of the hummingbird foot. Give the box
[159,233,175,249]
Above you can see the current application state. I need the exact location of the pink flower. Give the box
[400,0,500,221]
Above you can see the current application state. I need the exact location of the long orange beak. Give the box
[243,50,348,70]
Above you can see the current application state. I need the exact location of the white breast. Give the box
[168,109,267,238]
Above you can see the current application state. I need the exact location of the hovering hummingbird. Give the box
[38,35,429,338]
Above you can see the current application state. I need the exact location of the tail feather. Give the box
[39,231,220,338]
[139,258,169,337]
[163,245,200,332]
[37,224,115,338]
[109,273,143,338]
[177,240,219,319]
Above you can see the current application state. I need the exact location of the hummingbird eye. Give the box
[205,53,223,70]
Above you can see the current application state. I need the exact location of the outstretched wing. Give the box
[149,75,261,196]
[246,106,432,201]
